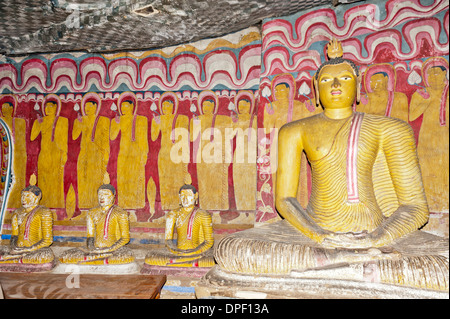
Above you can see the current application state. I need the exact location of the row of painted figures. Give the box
[1,90,258,214]
[1,59,448,216]
[0,178,214,270]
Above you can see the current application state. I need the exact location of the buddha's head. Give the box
[238,99,251,114]
[84,101,98,116]
[427,66,447,89]
[120,100,135,116]
[370,73,388,92]
[202,99,215,115]
[162,100,174,115]
[1,102,14,118]
[44,101,58,116]
[97,184,116,208]
[21,185,42,209]
[314,38,360,109]
[179,184,198,208]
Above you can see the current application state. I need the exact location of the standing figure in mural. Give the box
[0,179,55,269]
[190,90,232,211]
[143,179,214,268]
[110,92,148,209]
[0,95,27,209]
[263,74,320,130]
[231,91,257,211]
[409,58,449,212]
[356,64,408,122]
[215,39,448,292]
[73,92,110,209]
[263,74,322,207]
[30,94,68,209]
[59,183,134,265]
[151,92,189,210]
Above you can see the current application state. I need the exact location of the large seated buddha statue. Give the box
[59,183,135,266]
[142,179,215,275]
[0,179,55,272]
[203,39,448,298]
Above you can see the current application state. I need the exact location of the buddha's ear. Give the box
[356,73,362,103]
[313,78,320,107]
[194,192,199,204]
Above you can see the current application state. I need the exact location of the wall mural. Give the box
[0,28,262,242]
[257,0,449,225]
[0,0,448,243]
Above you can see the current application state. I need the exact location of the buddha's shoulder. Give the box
[279,113,325,132]
[34,206,52,216]
[167,208,181,218]
[195,209,212,218]
[111,205,128,216]
[361,113,412,133]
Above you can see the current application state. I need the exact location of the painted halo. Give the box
[81,92,102,117]
[234,90,255,114]
[0,94,17,117]
[422,57,449,87]
[117,91,138,116]
[42,94,62,116]
[158,91,179,115]
[363,63,396,94]
[197,90,219,115]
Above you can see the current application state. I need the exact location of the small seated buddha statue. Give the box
[143,179,215,270]
[0,178,55,271]
[59,183,134,265]
[212,39,448,294]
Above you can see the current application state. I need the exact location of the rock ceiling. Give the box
[0,0,356,56]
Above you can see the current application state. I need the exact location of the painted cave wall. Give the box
[0,0,448,245]
[257,0,449,236]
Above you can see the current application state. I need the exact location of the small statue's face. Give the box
[238,100,251,114]
[318,63,357,109]
[370,73,388,92]
[427,67,447,89]
[85,101,97,115]
[202,100,215,115]
[21,191,40,209]
[1,103,13,117]
[162,100,174,115]
[274,84,289,100]
[179,189,198,208]
[98,189,115,207]
[121,101,134,115]
[45,102,57,116]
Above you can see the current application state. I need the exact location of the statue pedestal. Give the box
[52,262,140,275]
[141,263,211,278]
[196,265,449,299]
[200,220,449,299]
[0,261,55,273]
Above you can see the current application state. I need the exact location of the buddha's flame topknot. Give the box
[327,38,344,59]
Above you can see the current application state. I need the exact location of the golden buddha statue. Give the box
[0,179,55,271]
[143,180,215,269]
[212,39,448,294]
[59,183,134,265]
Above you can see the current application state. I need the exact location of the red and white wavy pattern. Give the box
[262,0,448,76]
[0,46,261,94]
